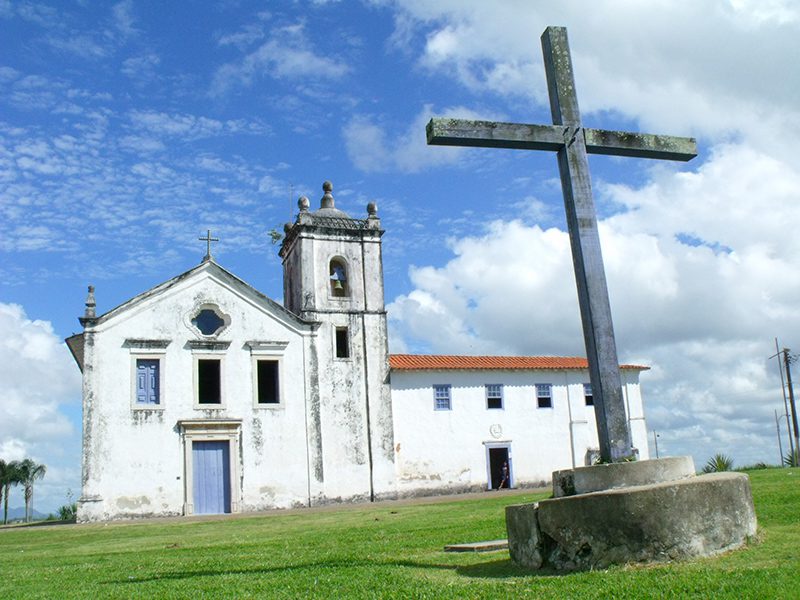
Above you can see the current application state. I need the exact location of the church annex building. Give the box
[66,182,650,522]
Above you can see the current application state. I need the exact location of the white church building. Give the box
[66,182,649,522]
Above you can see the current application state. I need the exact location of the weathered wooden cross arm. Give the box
[426,118,697,162]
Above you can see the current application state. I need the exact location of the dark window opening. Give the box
[198,359,221,404]
[335,327,349,358]
[257,360,280,404]
[584,383,594,406]
[192,309,225,336]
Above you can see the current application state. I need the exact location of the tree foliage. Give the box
[0,459,24,525]
[16,459,47,523]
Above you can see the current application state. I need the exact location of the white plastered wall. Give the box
[390,368,648,495]
[78,266,314,521]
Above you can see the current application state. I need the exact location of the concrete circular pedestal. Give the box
[506,458,757,571]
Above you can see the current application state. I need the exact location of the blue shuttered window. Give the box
[136,359,160,404]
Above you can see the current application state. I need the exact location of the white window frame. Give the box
[247,341,288,410]
[537,383,553,409]
[193,353,226,409]
[486,384,504,410]
[433,384,452,411]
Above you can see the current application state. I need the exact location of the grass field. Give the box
[2,468,798,599]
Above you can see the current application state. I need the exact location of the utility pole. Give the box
[772,339,795,465]
[783,348,799,467]
[652,430,660,459]
[775,409,784,465]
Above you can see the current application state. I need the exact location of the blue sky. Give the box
[2,0,800,513]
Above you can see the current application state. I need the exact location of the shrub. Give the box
[702,453,734,473]
[57,503,77,521]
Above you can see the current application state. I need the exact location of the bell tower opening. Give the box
[329,259,348,297]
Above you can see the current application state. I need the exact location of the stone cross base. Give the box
[506,457,757,571]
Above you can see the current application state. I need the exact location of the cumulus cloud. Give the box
[343,104,502,173]
[392,1,800,144]
[0,303,81,511]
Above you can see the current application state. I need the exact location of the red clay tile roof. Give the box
[389,354,648,371]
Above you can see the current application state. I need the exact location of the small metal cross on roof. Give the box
[426,26,697,463]
[199,229,219,262]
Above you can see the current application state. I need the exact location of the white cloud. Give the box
[0,303,81,512]
[121,53,160,82]
[210,22,350,96]
[392,1,800,147]
[258,173,289,197]
[343,104,501,173]
[127,110,270,140]
[111,0,138,39]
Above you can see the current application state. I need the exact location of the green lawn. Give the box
[2,469,798,599]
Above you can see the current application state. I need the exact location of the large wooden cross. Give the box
[426,26,696,462]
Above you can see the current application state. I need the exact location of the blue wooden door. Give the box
[135,359,159,404]
[192,441,231,514]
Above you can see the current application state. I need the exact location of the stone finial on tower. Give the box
[320,180,334,209]
[366,201,380,229]
[79,284,98,327]
[298,195,310,212]
[84,285,96,318]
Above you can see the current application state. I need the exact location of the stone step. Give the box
[444,539,509,552]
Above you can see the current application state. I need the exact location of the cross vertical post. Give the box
[425,26,696,462]
[542,27,630,461]
[199,230,219,262]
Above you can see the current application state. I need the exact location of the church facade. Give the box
[66,182,649,522]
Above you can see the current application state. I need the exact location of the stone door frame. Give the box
[178,419,242,515]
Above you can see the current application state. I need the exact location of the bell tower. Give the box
[279,181,395,503]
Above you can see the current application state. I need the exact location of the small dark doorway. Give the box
[488,446,510,490]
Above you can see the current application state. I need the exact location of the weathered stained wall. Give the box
[78,264,316,521]
[280,206,396,504]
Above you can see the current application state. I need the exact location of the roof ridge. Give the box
[388,353,648,371]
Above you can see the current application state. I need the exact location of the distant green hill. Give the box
[4,507,47,522]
